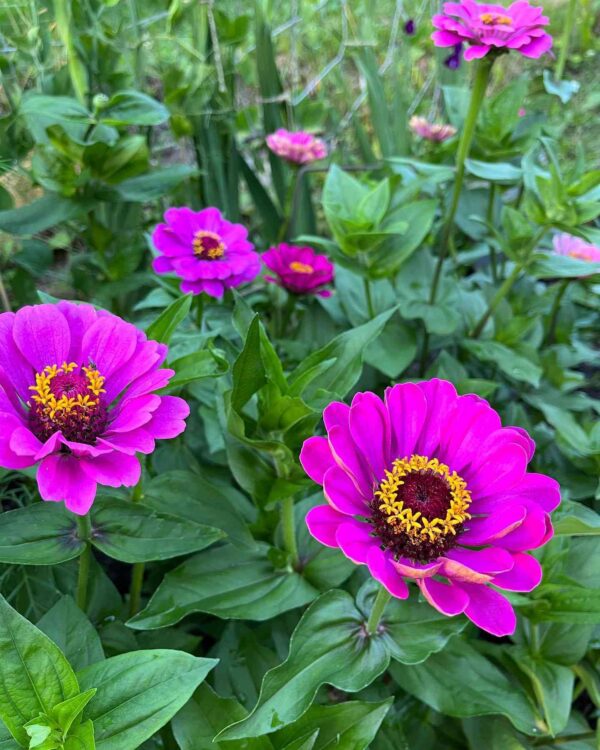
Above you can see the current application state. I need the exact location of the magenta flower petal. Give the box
[461,583,517,637]
[301,378,558,637]
[385,383,427,460]
[336,520,376,564]
[349,392,390,484]
[418,578,469,616]
[38,454,97,515]
[431,0,552,60]
[300,436,336,484]
[152,207,260,297]
[306,504,345,548]
[0,302,189,514]
[262,243,334,297]
[492,552,542,591]
[266,129,327,164]
[367,547,409,599]
[13,305,71,372]
[323,465,368,516]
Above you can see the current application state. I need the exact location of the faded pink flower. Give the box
[432,0,553,61]
[266,129,327,164]
[301,379,560,637]
[553,233,600,266]
[152,207,261,298]
[409,116,457,142]
[263,244,334,297]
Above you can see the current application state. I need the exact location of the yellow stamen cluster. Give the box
[374,454,472,543]
[193,231,225,259]
[480,12,512,25]
[29,362,106,420]
[289,261,314,274]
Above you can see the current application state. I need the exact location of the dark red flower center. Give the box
[193,230,226,260]
[28,362,108,445]
[369,454,472,563]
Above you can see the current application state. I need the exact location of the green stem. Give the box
[281,496,299,568]
[545,279,570,345]
[195,293,205,331]
[555,0,577,81]
[470,227,546,338]
[363,277,375,319]
[430,56,494,307]
[128,480,145,618]
[76,514,92,611]
[367,586,391,636]
[486,183,498,283]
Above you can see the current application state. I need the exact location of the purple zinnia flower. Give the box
[0,302,189,515]
[152,207,261,298]
[432,0,553,61]
[300,379,559,637]
[263,243,335,298]
[553,233,600,266]
[409,116,457,142]
[266,129,328,165]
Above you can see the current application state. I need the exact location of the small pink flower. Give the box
[263,244,334,297]
[152,207,261,298]
[266,129,328,164]
[0,302,189,514]
[432,0,553,61]
[553,233,600,268]
[301,379,560,637]
[409,116,457,142]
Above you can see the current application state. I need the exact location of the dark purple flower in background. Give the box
[444,43,464,68]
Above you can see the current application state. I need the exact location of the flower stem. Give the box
[363,277,375,319]
[555,0,576,81]
[76,514,92,612]
[195,294,204,331]
[128,480,145,618]
[367,586,391,636]
[430,56,494,307]
[545,279,570,345]
[281,496,299,568]
[470,227,546,338]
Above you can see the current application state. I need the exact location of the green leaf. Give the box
[0,195,86,236]
[98,91,170,127]
[145,294,192,344]
[529,252,600,279]
[172,683,274,750]
[0,595,79,746]
[462,340,542,387]
[37,596,104,671]
[508,648,573,736]
[168,348,229,389]
[465,159,522,183]
[143,470,256,550]
[127,543,317,630]
[271,699,392,750]
[51,689,97,735]
[217,590,390,740]
[389,638,540,735]
[90,497,225,563]
[289,309,395,403]
[231,315,267,412]
[115,165,196,202]
[0,504,84,565]
[554,501,600,536]
[78,650,217,750]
